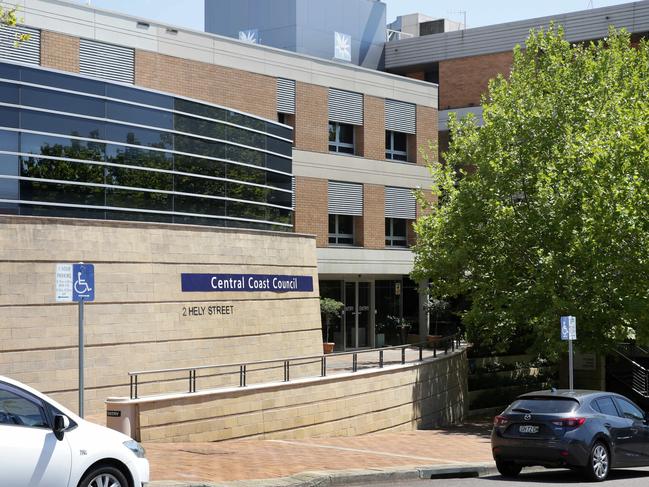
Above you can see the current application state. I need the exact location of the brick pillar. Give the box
[361,184,385,250]
[294,177,328,248]
[415,106,438,166]
[295,82,329,153]
[41,31,80,73]
[359,95,385,160]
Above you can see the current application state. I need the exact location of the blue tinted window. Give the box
[175,135,226,160]
[20,180,104,206]
[268,189,291,208]
[174,114,226,140]
[107,102,173,130]
[0,107,19,128]
[175,98,225,121]
[21,157,104,184]
[175,174,225,197]
[106,188,171,211]
[20,133,106,161]
[266,123,292,140]
[0,130,19,152]
[105,166,173,191]
[21,111,105,139]
[0,82,19,104]
[106,144,172,170]
[105,124,172,150]
[174,194,225,216]
[266,172,291,191]
[227,181,269,203]
[226,111,264,132]
[174,155,225,179]
[0,63,20,81]
[107,84,173,110]
[225,145,264,167]
[21,86,105,118]
[226,163,265,185]
[226,200,267,221]
[0,153,19,200]
[21,68,105,96]
[267,136,291,156]
[266,154,291,173]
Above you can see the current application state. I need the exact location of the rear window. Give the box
[508,398,578,414]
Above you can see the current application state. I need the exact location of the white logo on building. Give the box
[239,29,259,44]
[334,31,351,62]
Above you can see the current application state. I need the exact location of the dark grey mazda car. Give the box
[491,389,649,481]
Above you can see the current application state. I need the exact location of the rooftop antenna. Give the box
[587,0,594,8]
[449,10,467,37]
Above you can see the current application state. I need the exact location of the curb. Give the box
[149,462,502,487]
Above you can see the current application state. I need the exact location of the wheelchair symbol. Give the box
[74,272,92,295]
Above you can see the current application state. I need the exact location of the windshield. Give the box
[507,398,578,414]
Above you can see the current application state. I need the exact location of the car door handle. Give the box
[604,423,611,428]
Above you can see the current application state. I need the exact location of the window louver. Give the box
[385,99,416,134]
[328,181,363,216]
[277,78,296,114]
[0,25,40,65]
[385,186,416,220]
[79,38,134,84]
[328,88,363,126]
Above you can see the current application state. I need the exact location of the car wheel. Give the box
[585,442,609,482]
[496,460,522,478]
[78,465,129,487]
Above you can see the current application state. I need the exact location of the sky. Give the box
[73,0,635,31]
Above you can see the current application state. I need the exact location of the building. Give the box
[384,1,649,160]
[0,0,437,414]
[205,0,387,69]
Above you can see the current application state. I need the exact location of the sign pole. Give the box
[568,338,574,391]
[78,297,84,418]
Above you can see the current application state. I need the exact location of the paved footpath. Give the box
[145,422,495,486]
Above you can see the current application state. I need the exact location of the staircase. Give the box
[607,345,649,409]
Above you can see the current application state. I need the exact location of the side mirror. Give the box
[53,414,70,440]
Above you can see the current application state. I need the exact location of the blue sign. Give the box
[181,274,314,293]
[561,316,576,341]
[72,263,95,302]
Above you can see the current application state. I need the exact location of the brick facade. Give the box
[40,31,79,73]
[358,95,385,160]
[439,51,514,109]
[359,184,385,250]
[294,176,328,248]
[415,106,438,165]
[295,82,329,153]
[134,50,277,120]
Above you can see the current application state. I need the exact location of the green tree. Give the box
[413,26,649,356]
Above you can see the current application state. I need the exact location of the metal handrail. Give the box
[128,333,462,399]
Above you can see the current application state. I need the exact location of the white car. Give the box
[0,375,149,487]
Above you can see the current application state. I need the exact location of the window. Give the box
[385,131,408,161]
[0,385,48,428]
[595,397,619,417]
[385,218,407,247]
[614,397,644,421]
[329,214,354,245]
[329,122,354,154]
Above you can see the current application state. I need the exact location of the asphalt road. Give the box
[367,467,649,486]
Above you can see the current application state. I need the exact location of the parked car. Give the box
[492,389,649,481]
[0,375,149,487]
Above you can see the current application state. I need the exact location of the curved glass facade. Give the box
[0,62,294,231]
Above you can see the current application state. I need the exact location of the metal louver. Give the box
[328,181,363,216]
[385,186,416,220]
[291,176,296,210]
[385,99,416,134]
[79,38,134,84]
[328,88,363,126]
[277,78,295,114]
[0,25,40,65]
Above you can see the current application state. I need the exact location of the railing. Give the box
[386,29,415,42]
[128,333,462,400]
[613,349,649,398]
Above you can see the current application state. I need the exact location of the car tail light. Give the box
[494,415,509,426]
[552,417,586,428]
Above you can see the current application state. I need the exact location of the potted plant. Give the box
[375,321,387,348]
[320,297,344,354]
[387,315,411,345]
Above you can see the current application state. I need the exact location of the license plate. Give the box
[519,425,539,434]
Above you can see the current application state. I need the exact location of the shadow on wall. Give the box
[411,352,468,429]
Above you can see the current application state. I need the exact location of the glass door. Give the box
[344,281,372,349]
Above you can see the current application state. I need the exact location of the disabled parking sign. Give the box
[56,263,95,302]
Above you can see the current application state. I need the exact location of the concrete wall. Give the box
[0,216,322,415]
[108,349,468,442]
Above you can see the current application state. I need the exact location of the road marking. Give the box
[268,440,465,464]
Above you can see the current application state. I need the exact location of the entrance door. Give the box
[344,282,371,349]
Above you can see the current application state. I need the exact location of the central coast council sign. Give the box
[181,273,314,293]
